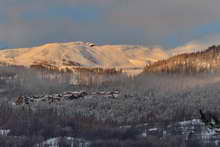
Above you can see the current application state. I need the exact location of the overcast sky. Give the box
[1,0,220,49]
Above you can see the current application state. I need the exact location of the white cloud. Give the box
[170,34,220,55]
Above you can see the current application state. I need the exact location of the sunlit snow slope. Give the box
[0,42,168,69]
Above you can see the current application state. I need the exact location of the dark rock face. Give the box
[145,45,220,73]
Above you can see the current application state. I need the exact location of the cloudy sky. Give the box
[1,0,220,49]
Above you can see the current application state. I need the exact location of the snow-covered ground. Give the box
[35,137,90,147]
[121,119,220,146]
[0,129,10,136]
[35,119,220,147]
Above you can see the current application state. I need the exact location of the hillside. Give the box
[145,45,220,73]
[0,42,168,71]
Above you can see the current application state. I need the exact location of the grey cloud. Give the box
[109,0,220,37]
[0,0,220,48]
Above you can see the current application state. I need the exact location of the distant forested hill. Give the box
[145,45,220,73]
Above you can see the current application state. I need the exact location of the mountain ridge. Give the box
[145,45,220,73]
[0,42,168,72]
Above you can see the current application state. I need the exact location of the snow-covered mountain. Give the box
[0,42,168,71]
[169,43,206,56]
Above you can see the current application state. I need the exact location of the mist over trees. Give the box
[0,65,220,146]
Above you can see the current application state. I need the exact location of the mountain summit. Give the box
[0,42,168,71]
